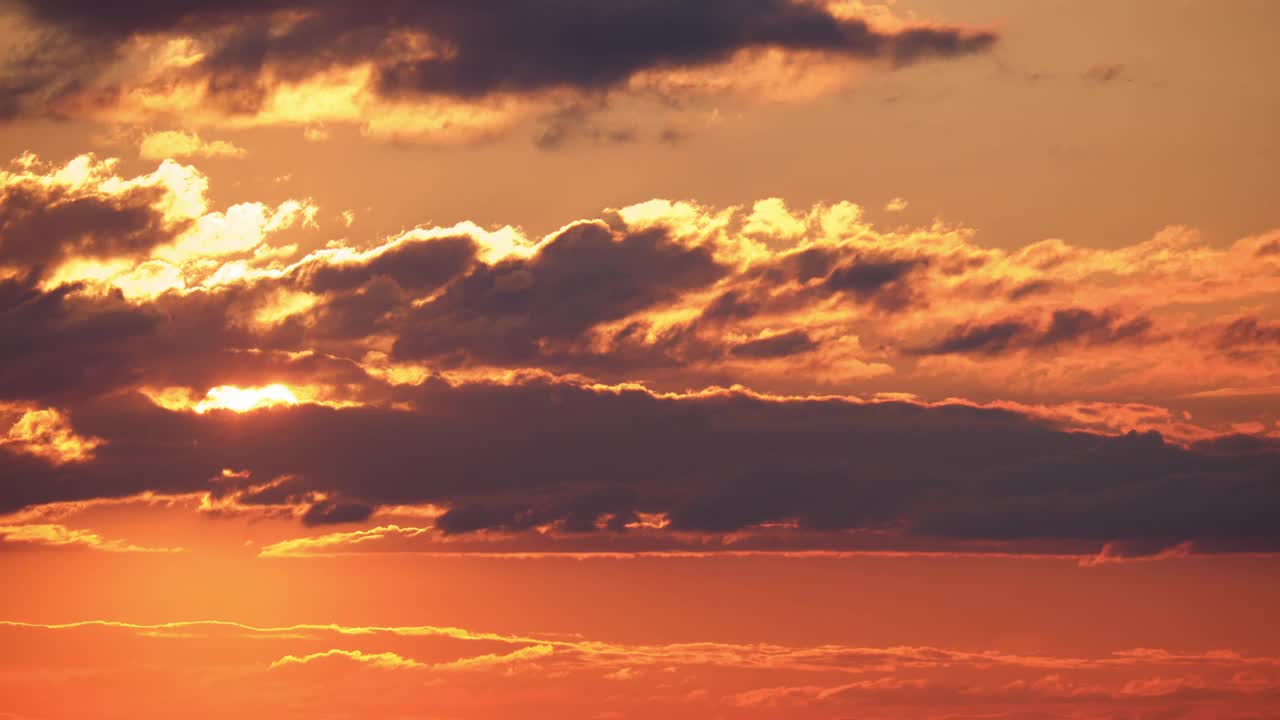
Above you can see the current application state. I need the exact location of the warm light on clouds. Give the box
[0,1,997,143]
[269,648,425,671]
[193,385,299,414]
[0,523,180,553]
[0,2,1276,718]
[2,153,315,300]
[139,130,246,161]
[1,407,101,464]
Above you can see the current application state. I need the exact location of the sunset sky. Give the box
[1,1,1279,718]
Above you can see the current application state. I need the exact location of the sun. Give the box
[193,384,300,413]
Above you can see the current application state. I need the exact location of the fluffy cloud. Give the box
[0,1,997,141]
[2,154,1278,558]
[8,155,1278,415]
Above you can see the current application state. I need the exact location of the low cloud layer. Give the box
[1,153,1278,557]
[1,620,1277,720]
[3,374,1279,556]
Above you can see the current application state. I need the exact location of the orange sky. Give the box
[0,1,1278,718]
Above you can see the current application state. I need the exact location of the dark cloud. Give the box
[432,491,640,535]
[916,319,1026,355]
[730,330,817,359]
[1217,317,1280,348]
[293,234,477,294]
[0,272,379,405]
[393,222,725,365]
[0,182,1270,563]
[3,376,1277,556]
[825,255,924,311]
[709,249,926,326]
[0,181,177,280]
[301,499,375,526]
[913,308,1153,356]
[1037,308,1151,346]
[4,0,998,119]
[0,281,160,402]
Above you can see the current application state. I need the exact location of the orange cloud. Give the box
[429,644,556,672]
[0,523,179,553]
[1,407,102,464]
[138,131,246,161]
[8,618,1280,677]
[2,2,996,144]
[269,648,424,670]
[8,152,1277,435]
[193,384,299,414]
[0,153,314,299]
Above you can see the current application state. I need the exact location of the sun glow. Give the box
[194,384,299,413]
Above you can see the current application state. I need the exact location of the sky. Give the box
[0,1,1278,719]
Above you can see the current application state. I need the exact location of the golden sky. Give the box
[0,1,1278,718]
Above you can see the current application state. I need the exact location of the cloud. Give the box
[270,642,555,675]
[269,648,424,670]
[6,616,1279,719]
[430,644,555,672]
[6,159,1278,417]
[0,153,310,293]
[3,374,1278,557]
[0,405,102,463]
[392,221,727,366]
[1077,541,1197,568]
[728,677,931,707]
[2,155,1278,557]
[912,308,1153,356]
[138,130,246,160]
[0,1,997,140]
[1218,317,1280,348]
[823,254,925,311]
[729,330,818,359]
[4,617,1277,720]
[10,609,1280,717]
[300,499,374,526]
[8,617,1280,678]
[727,672,1280,709]
[253,521,1278,564]
[0,155,182,282]
[0,522,179,553]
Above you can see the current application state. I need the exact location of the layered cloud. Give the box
[1,620,1277,720]
[0,1,997,141]
[1,7,1274,720]
[4,155,1277,412]
[1,152,1278,558]
[2,374,1278,558]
